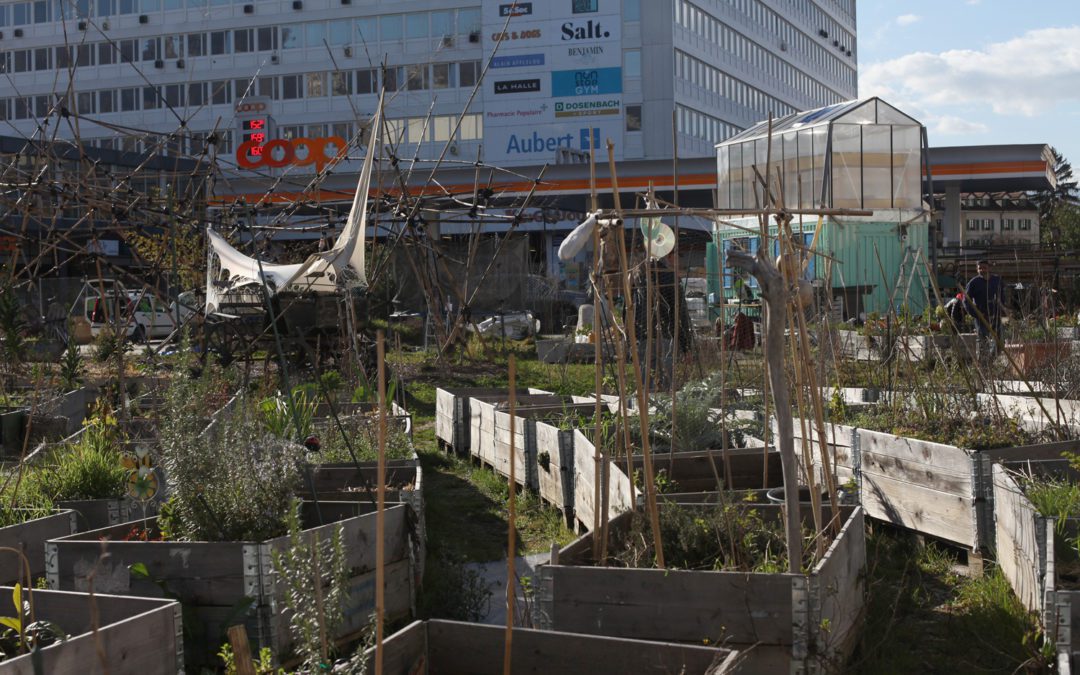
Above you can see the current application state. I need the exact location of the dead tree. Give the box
[725,246,802,573]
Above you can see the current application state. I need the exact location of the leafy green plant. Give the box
[0,282,27,368]
[260,388,317,441]
[418,553,493,622]
[313,415,414,464]
[0,583,65,662]
[58,338,84,392]
[22,406,127,502]
[271,500,369,672]
[218,642,278,674]
[92,327,130,363]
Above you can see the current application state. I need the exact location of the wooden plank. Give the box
[0,510,76,584]
[861,472,975,547]
[858,429,974,475]
[0,589,180,675]
[370,619,427,675]
[535,421,570,511]
[811,507,866,662]
[992,464,1043,614]
[860,450,972,494]
[423,620,737,675]
[541,565,795,645]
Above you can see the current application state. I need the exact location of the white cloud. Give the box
[861,27,1080,117]
[934,116,990,135]
[895,14,921,27]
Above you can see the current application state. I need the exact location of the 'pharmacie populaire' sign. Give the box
[481,0,623,164]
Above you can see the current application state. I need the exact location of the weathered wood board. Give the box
[365,619,741,674]
[0,510,76,584]
[0,588,182,675]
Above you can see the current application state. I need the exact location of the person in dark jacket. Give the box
[965,259,1004,364]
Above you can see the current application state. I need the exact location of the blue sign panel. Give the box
[551,67,622,97]
[492,53,546,69]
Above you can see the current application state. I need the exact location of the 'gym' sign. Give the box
[236,136,347,171]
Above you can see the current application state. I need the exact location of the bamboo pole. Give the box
[607,140,664,568]
[589,126,605,562]
[503,355,517,675]
[375,330,386,675]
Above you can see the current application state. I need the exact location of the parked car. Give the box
[81,280,196,341]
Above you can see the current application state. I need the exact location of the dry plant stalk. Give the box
[503,355,517,675]
[375,329,387,675]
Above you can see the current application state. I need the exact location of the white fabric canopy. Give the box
[205,93,383,313]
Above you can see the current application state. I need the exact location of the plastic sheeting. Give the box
[205,93,383,313]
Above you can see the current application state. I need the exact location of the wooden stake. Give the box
[589,123,605,561]
[607,140,664,568]
[227,625,256,675]
[375,329,386,675]
[503,355,517,675]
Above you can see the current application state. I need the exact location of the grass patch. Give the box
[849,528,1049,674]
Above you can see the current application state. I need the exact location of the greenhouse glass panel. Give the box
[730,143,745,210]
[810,126,827,207]
[892,125,922,209]
[798,128,815,209]
[835,100,875,125]
[831,124,861,208]
[782,131,799,208]
[862,123,892,209]
[717,145,730,209]
[875,102,920,127]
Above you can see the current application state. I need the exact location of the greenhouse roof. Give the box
[718,98,922,147]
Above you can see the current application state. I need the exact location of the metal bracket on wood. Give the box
[171,601,185,673]
[558,430,575,514]
[44,542,58,589]
[107,499,121,526]
[791,575,810,674]
[534,566,554,630]
[850,428,862,494]
[971,453,988,551]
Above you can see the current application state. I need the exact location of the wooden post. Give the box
[503,355,517,675]
[227,625,257,675]
[375,330,386,675]
[589,129,604,560]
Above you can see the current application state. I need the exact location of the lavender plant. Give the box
[159,374,305,542]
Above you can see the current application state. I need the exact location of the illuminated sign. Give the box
[491,53,545,68]
[237,136,347,171]
[241,118,269,155]
[499,2,532,15]
[551,67,622,96]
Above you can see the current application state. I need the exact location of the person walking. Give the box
[964,259,1004,365]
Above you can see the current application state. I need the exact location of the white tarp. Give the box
[205,92,383,313]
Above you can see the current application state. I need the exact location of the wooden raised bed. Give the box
[0,510,76,585]
[365,619,740,674]
[993,461,1077,671]
[469,394,580,469]
[492,402,596,492]
[536,504,866,672]
[0,588,182,675]
[434,387,548,455]
[790,417,1080,553]
[46,502,418,670]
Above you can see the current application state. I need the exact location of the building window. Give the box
[966,219,977,231]
[357,68,377,94]
[188,82,206,106]
[1002,218,1014,231]
[305,72,325,97]
[234,29,253,54]
[188,33,205,58]
[459,113,481,140]
[981,219,993,231]
[76,91,95,114]
[624,0,640,21]
[210,31,230,55]
[305,22,325,47]
[573,0,598,13]
[98,42,114,65]
[98,89,115,113]
[120,87,138,111]
[383,66,401,92]
[281,25,301,49]
[380,14,402,41]
[626,104,641,132]
[143,86,159,109]
[282,74,302,99]
[624,49,640,78]
[459,60,480,88]
[210,80,231,104]
[405,64,428,90]
[332,122,353,141]
[257,27,277,51]
[432,63,453,89]
[164,83,183,107]
[34,47,50,70]
[406,13,427,39]
[331,71,351,96]
[328,21,350,46]
[163,36,182,60]
[257,76,278,99]
[1020,219,1032,231]
[141,37,159,62]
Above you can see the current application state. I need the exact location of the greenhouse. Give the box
[716,97,926,211]
[710,98,932,319]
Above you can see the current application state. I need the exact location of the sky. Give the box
[857,0,1080,166]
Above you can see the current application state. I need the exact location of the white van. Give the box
[81,281,195,342]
